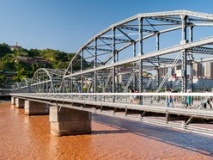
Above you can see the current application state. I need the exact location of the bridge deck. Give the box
[10,93,213,136]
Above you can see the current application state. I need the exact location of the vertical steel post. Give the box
[112,27,116,102]
[81,49,84,93]
[156,33,160,90]
[133,42,136,90]
[112,27,116,93]
[189,26,194,92]
[94,38,97,96]
[42,80,44,93]
[28,84,31,93]
[138,17,143,104]
[70,62,73,93]
[115,51,118,93]
[51,78,55,93]
[181,15,188,93]
[181,16,187,43]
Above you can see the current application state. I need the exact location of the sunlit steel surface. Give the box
[61,10,213,94]
[10,10,213,94]
[10,92,213,135]
[13,68,65,93]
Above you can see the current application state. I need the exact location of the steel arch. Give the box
[31,68,65,93]
[12,82,20,93]
[62,10,213,95]
[18,78,32,93]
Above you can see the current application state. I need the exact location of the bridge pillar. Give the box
[49,106,91,136]
[25,100,49,115]
[15,98,25,108]
[11,97,16,105]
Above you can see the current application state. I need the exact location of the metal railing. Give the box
[10,92,213,111]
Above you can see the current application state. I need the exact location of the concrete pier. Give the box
[11,97,15,105]
[49,106,91,136]
[15,98,25,108]
[25,100,49,115]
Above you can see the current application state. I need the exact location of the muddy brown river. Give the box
[0,101,212,160]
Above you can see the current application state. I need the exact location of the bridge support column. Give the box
[15,98,25,108]
[11,97,16,105]
[25,100,49,115]
[49,106,91,136]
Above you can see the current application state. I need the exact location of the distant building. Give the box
[116,67,152,90]
[159,67,169,77]
[10,42,20,51]
[116,67,132,85]
[15,56,50,67]
[204,61,213,79]
[193,63,203,78]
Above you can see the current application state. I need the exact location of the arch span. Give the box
[17,78,32,93]
[62,10,213,93]
[31,68,65,93]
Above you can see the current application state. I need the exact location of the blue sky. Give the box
[1,0,213,53]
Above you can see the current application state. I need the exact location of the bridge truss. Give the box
[13,68,65,93]
[10,10,213,136]
[10,10,213,95]
[61,10,213,95]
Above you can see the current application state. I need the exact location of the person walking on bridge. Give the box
[186,90,192,109]
[205,89,212,109]
[166,89,174,107]
[129,88,134,104]
[133,89,139,104]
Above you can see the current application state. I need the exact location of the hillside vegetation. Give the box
[0,43,78,86]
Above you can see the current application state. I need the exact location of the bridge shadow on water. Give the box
[92,113,213,157]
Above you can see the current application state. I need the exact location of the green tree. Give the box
[28,49,41,57]
[0,74,6,87]
[0,54,15,70]
[0,43,12,57]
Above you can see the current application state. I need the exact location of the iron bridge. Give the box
[10,10,213,136]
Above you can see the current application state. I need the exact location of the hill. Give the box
[0,43,78,87]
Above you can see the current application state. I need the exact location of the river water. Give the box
[0,101,213,160]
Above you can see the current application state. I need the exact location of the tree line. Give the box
[0,43,85,87]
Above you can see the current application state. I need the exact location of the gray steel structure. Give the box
[61,10,213,95]
[11,10,213,95]
[10,92,213,136]
[13,68,65,93]
[10,10,213,136]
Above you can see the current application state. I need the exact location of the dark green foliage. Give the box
[28,49,40,57]
[0,43,12,57]
[0,54,15,70]
[0,73,6,87]
[0,43,81,85]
